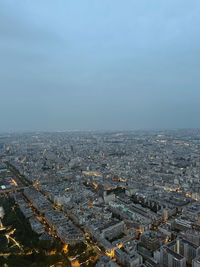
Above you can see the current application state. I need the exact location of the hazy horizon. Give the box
[1,0,200,132]
[1,127,200,135]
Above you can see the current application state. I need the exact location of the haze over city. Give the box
[1,0,200,132]
[2,2,200,267]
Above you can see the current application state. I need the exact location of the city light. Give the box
[63,244,69,254]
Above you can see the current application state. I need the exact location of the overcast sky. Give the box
[0,0,200,132]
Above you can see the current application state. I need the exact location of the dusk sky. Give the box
[0,0,200,132]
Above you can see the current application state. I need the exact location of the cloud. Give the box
[0,0,200,131]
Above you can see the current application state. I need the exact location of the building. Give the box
[160,237,200,266]
[95,255,118,267]
[18,201,33,218]
[56,221,85,245]
[180,229,200,246]
[193,256,200,267]
[140,230,166,251]
[45,210,68,229]
[103,191,115,204]
[100,220,125,240]
[160,245,186,267]
[115,248,143,267]
[24,187,52,214]
[178,238,200,264]
[169,238,200,264]
[29,216,44,235]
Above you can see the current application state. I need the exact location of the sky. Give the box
[0,0,200,132]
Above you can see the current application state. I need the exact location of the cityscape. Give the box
[0,129,200,266]
[1,0,200,266]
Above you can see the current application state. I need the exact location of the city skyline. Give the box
[1,129,200,266]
